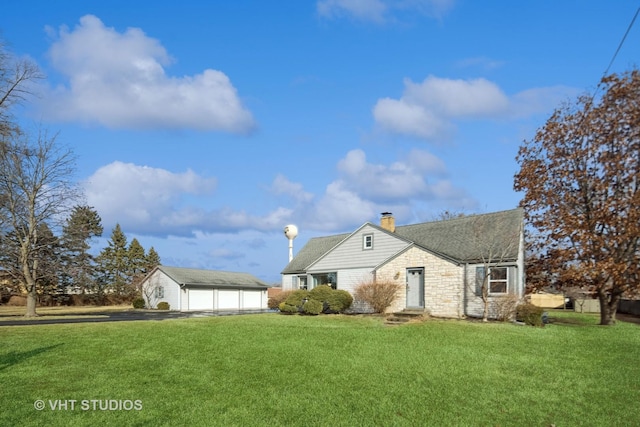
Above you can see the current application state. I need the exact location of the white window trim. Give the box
[155,286,165,299]
[363,234,373,250]
[488,267,508,295]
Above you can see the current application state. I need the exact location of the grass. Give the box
[0,312,639,426]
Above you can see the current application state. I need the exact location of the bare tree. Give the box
[0,40,44,137]
[142,273,163,309]
[0,129,79,316]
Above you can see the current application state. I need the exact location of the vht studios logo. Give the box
[34,399,143,411]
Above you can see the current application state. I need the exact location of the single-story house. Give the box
[281,209,525,318]
[141,265,269,311]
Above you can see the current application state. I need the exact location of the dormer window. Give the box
[363,234,373,250]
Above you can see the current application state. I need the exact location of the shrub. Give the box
[516,303,544,326]
[353,279,402,313]
[7,295,27,306]
[279,302,299,314]
[492,294,520,321]
[132,297,145,309]
[326,290,353,313]
[157,301,170,310]
[284,290,309,308]
[268,290,292,310]
[303,299,323,315]
[309,285,333,302]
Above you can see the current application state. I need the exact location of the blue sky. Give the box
[2,1,638,283]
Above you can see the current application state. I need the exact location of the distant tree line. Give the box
[0,38,160,315]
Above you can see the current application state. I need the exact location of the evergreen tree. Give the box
[145,247,161,272]
[128,238,147,294]
[96,224,130,300]
[60,206,103,298]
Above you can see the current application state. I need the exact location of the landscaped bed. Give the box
[0,312,638,426]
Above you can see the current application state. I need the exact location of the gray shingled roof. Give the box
[158,266,269,289]
[394,208,523,263]
[281,209,523,273]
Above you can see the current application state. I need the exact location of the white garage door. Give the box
[243,291,262,309]
[218,290,240,310]
[188,289,214,310]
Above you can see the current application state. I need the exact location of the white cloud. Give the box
[336,148,446,201]
[317,0,454,23]
[85,161,217,232]
[275,148,474,231]
[85,150,472,237]
[270,174,314,203]
[41,15,255,133]
[84,162,296,236]
[511,85,580,118]
[373,75,578,141]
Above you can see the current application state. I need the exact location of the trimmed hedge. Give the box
[327,290,353,313]
[157,301,170,310]
[303,299,323,315]
[276,286,352,315]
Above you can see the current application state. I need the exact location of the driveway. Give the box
[0,309,274,326]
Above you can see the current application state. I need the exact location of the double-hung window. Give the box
[155,286,165,299]
[488,267,508,294]
[475,266,509,295]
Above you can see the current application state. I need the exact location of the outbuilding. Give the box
[141,265,269,311]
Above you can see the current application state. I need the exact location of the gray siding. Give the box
[142,270,181,310]
[464,263,522,319]
[337,268,374,293]
[309,224,409,272]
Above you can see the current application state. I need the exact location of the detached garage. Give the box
[141,265,269,312]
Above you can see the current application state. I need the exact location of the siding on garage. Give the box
[143,269,181,310]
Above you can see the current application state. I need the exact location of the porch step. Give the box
[384,309,427,326]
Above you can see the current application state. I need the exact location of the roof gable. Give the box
[156,266,269,288]
[308,223,410,271]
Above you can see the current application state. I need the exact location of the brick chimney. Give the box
[380,212,395,232]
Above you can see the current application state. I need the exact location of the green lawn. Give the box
[1,312,638,427]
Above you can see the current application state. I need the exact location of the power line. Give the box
[602,6,640,78]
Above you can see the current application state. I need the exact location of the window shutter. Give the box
[475,267,485,296]
[508,267,516,294]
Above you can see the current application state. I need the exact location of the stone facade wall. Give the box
[376,247,464,317]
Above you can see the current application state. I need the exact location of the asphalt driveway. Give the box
[0,309,274,326]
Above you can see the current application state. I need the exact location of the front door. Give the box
[406,268,424,309]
